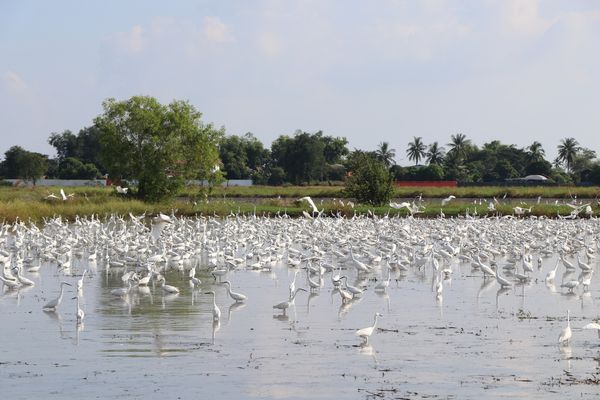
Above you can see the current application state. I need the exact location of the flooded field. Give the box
[1,215,600,399]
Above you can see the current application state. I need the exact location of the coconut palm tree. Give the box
[557,137,580,173]
[527,141,545,162]
[406,136,426,165]
[426,142,445,165]
[447,133,471,162]
[375,142,396,168]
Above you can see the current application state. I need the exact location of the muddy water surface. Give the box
[1,239,600,399]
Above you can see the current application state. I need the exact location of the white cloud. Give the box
[257,31,283,57]
[2,70,27,92]
[203,16,234,43]
[112,24,145,54]
[504,0,553,36]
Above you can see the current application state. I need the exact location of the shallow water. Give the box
[1,219,600,399]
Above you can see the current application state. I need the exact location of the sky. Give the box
[1,0,599,165]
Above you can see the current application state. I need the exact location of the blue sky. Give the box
[1,0,599,164]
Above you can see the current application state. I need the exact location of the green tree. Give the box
[406,137,426,165]
[76,126,104,169]
[527,141,545,162]
[447,133,472,163]
[57,157,100,179]
[271,131,325,184]
[219,135,249,179]
[0,146,47,184]
[48,127,105,172]
[375,142,396,168]
[94,96,223,201]
[569,147,597,182]
[243,133,270,171]
[345,152,393,205]
[556,137,580,173]
[48,130,78,162]
[322,134,349,164]
[426,142,445,165]
[219,133,270,180]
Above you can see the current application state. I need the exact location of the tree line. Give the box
[1,96,599,200]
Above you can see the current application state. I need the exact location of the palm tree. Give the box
[527,141,545,162]
[426,142,445,165]
[447,133,471,162]
[375,142,396,168]
[406,137,426,165]
[557,137,580,173]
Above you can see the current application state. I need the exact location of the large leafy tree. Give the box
[94,96,223,201]
[0,146,48,184]
[406,136,426,165]
[375,142,396,168]
[219,133,270,180]
[271,130,346,184]
[219,135,249,179]
[345,152,393,205]
[557,137,580,173]
[243,133,270,171]
[426,142,445,165]
[48,126,105,174]
[321,134,349,164]
[48,131,78,162]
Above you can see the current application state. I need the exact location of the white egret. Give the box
[558,310,572,345]
[273,288,307,315]
[582,322,600,339]
[12,266,35,286]
[340,276,365,298]
[137,271,153,286]
[374,266,391,292]
[222,281,247,302]
[110,279,133,297]
[576,254,592,272]
[441,195,456,207]
[435,280,443,297]
[0,275,21,290]
[298,196,320,215]
[560,280,579,293]
[545,259,560,282]
[73,295,85,323]
[158,276,180,294]
[492,265,512,288]
[289,270,299,298]
[43,281,72,311]
[356,313,383,344]
[205,291,221,321]
[77,269,87,292]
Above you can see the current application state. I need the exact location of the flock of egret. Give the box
[1,198,600,350]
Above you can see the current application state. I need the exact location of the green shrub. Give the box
[344,154,392,205]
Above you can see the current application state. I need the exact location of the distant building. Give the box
[506,174,551,184]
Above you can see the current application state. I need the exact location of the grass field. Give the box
[0,185,598,223]
[204,185,600,199]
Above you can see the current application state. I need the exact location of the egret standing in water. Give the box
[73,295,85,323]
[204,291,221,321]
[43,281,72,311]
[582,322,600,339]
[273,288,307,315]
[77,269,87,293]
[356,313,383,344]
[222,281,247,302]
[558,310,572,345]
